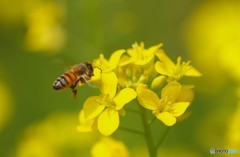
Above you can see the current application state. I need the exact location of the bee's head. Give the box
[85,62,93,73]
[85,62,93,76]
[84,62,102,77]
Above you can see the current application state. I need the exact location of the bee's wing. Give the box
[51,55,78,70]
[77,81,98,88]
[86,82,99,89]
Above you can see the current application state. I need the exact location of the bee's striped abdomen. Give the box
[53,71,78,90]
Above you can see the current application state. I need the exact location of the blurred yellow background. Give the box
[0,0,239,157]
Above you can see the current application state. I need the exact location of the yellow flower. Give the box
[24,2,65,53]
[91,137,129,157]
[121,42,162,66]
[137,82,190,126]
[93,49,125,72]
[155,49,201,81]
[82,72,137,135]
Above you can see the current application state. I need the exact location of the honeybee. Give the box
[53,62,94,98]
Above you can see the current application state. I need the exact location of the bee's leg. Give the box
[70,78,86,99]
[70,80,80,99]
[79,77,86,84]
[70,86,77,99]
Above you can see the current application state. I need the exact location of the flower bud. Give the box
[151,76,166,89]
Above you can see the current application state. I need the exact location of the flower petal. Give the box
[113,88,137,110]
[128,42,144,58]
[93,54,110,72]
[108,49,126,70]
[137,85,159,110]
[155,49,178,77]
[135,56,154,65]
[145,43,163,57]
[161,81,182,102]
[155,61,174,76]
[155,49,175,69]
[77,123,94,132]
[77,110,96,132]
[101,72,117,98]
[139,43,163,66]
[155,112,176,126]
[79,110,87,124]
[184,66,202,77]
[83,96,105,120]
[88,68,102,88]
[119,55,134,66]
[127,48,138,59]
[171,102,190,117]
[91,67,102,81]
[98,108,119,136]
[143,59,156,76]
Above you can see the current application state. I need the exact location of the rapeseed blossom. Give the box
[155,49,201,82]
[78,42,201,136]
[79,72,137,136]
[91,137,129,157]
[24,2,65,53]
[137,82,190,126]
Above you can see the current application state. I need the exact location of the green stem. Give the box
[139,106,157,157]
[155,127,170,151]
[148,116,156,125]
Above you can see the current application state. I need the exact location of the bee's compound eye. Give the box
[87,64,93,71]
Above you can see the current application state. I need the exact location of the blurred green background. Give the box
[1,0,240,157]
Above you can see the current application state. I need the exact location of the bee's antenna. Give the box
[94,67,102,73]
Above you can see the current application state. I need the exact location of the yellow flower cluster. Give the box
[77,42,201,136]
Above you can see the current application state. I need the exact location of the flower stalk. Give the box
[155,126,170,151]
[139,105,158,157]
